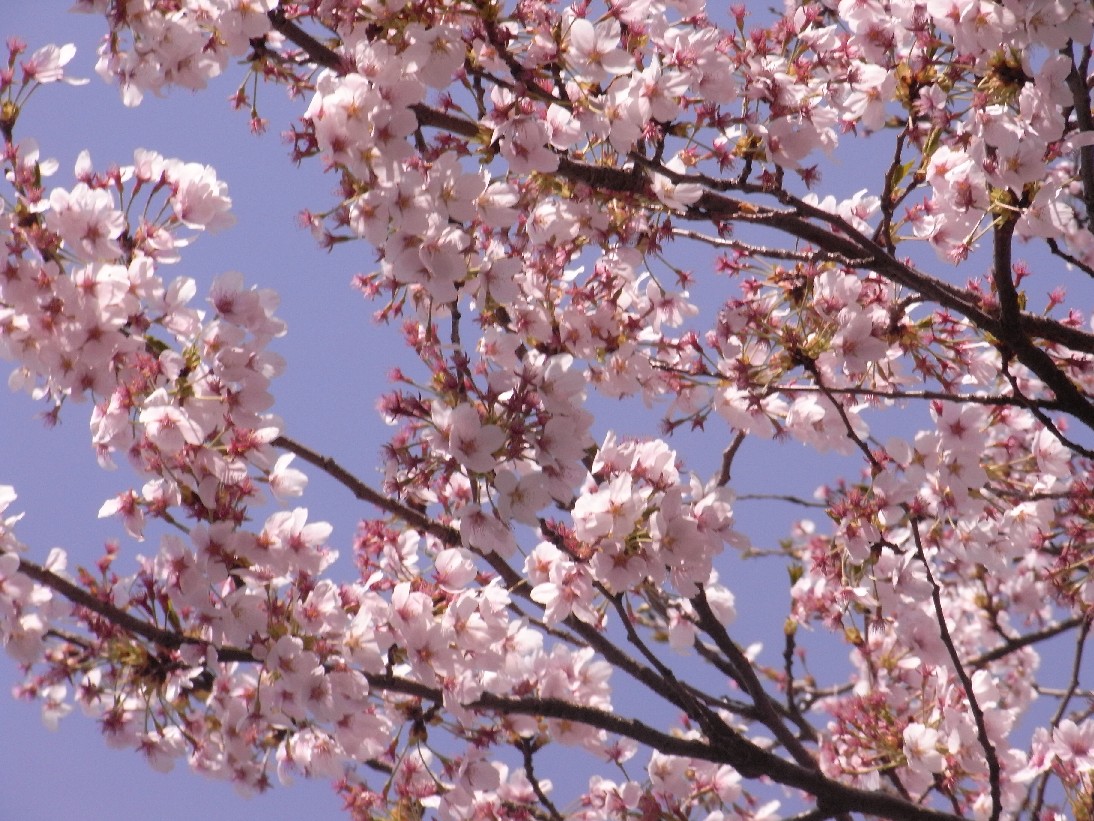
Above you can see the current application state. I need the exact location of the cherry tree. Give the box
[2,0,1093,819]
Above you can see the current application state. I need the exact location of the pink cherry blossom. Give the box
[138,388,207,453]
[903,722,947,774]
[564,16,633,84]
[267,454,308,501]
[165,160,235,232]
[20,43,86,85]
[445,404,506,474]
[649,156,704,212]
[5,6,1094,820]
[45,183,125,261]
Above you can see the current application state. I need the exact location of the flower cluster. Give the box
[3,0,1094,818]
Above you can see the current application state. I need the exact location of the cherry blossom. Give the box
[19,43,86,86]
[44,182,125,261]
[3,2,1094,819]
[564,15,633,84]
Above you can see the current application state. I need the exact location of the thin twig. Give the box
[1048,619,1091,726]
[737,493,827,509]
[910,521,1001,821]
[276,436,733,725]
[999,360,1094,459]
[601,587,717,726]
[669,228,866,266]
[11,551,253,663]
[274,434,462,546]
[719,431,746,485]
[691,586,820,772]
[970,616,1084,667]
[1046,237,1094,279]
[518,738,563,821]
[774,382,1065,409]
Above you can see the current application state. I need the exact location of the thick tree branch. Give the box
[17,552,970,821]
[271,6,1094,360]
[274,434,721,724]
[991,212,1021,337]
[1000,357,1094,459]
[267,6,343,71]
[1064,42,1094,226]
[466,691,967,821]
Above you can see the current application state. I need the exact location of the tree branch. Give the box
[274,434,462,547]
[1064,42,1094,226]
[466,691,968,821]
[517,738,563,821]
[774,383,1066,409]
[969,616,1085,668]
[272,8,1094,368]
[11,552,255,663]
[910,521,1001,821]
[691,586,820,772]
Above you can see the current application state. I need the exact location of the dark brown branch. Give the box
[270,5,1094,385]
[691,587,819,772]
[1049,619,1091,726]
[983,216,1094,443]
[1001,339,1094,439]
[970,616,1085,667]
[911,521,1001,821]
[736,493,827,508]
[274,434,462,547]
[1017,313,1094,354]
[668,228,865,266]
[275,435,719,723]
[1046,237,1094,279]
[718,430,746,485]
[1064,43,1094,226]
[991,211,1021,338]
[19,539,976,821]
[775,383,1065,409]
[999,359,1094,460]
[781,623,813,738]
[466,691,966,821]
[267,7,343,70]
[12,552,255,663]
[785,810,841,821]
[268,6,481,140]
[875,125,917,253]
[272,8,1094,369]
[518,738,563,821]
[603,588,707,717]
[805,363,880,470]
[682,167,1094,429]
[778,187,1094,355]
